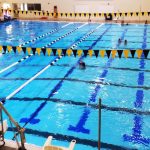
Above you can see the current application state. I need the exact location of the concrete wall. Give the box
[1,0,149,12]
[0,0,150,21]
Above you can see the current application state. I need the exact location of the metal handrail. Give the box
[0,102,26,150]
[98,98,101,150]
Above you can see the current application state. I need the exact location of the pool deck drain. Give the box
[1,139,42,150]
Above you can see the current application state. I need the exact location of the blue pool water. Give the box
[0,20,150,150]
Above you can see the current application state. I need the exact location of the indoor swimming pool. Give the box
[0,20,150,150]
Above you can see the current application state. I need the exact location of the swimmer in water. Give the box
[124,39,127,45]
[79,61,86,69]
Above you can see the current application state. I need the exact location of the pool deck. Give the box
[18,17,150,24]
[1,139,42,150]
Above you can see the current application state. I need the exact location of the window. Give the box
[27,4,41,11]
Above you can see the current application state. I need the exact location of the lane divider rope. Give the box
[42,23,88,48]
[20,22,72,47]
[0,23,72,74]
[71,23,104,49]
[1,56,62,103]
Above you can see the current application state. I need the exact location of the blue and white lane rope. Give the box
[0,23,72,74]
[42,23,88,48]
[20,22,72,47]
[71,23,104,49]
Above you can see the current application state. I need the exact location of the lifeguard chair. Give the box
[43,136,76,150]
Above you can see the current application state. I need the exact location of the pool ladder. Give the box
[0,102,26,150]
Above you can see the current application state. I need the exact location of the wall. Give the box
[0,0,149,21]
[1,0,149,13]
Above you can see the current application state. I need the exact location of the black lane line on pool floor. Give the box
[99,40,150,43]
[7,97,150,116]
[1,64,150,72]
[0,77,150,90]
[45,63,150,73]
[55,64,150,72]
[18,24,105,126]
[7,127,137,150]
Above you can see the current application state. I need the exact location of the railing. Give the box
[0,102,26,150]
[98,98,102,150]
